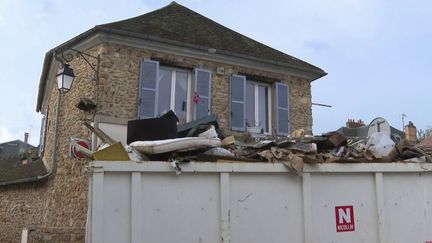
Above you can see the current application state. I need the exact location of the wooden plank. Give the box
[83,122,116,145]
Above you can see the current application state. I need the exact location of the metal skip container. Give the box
[87,161,432,243]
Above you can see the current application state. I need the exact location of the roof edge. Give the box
[36,27,100,112]
[36,24,327,112]
[98,2,326,78]
[97,26,327,77]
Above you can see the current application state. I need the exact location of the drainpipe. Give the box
[39,90,61,178]
[0,91,61,186]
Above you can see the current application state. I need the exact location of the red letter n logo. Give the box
[335,205,355,232]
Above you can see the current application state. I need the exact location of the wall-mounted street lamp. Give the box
[56,48,101,106]
[60,48,100,85]
[56,64,75,93]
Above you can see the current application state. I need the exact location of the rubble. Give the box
[73,112,432,176]
[203,147,234,157]
[177,114,222,138]
[415,135,432,156]
[258,148,304,175]
[93,142,129,161]
[221,136,235,146]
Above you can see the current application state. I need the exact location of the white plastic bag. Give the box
[365,132,395,159]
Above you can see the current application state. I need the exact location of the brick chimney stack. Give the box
[346,119,365,128]
[404,121,417,142]
[24,132,29,144]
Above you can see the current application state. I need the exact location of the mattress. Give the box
[130,137,221,154]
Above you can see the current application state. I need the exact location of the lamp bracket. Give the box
[60,48,101,84]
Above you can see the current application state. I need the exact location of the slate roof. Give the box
[0,140,36,160]
[98,2,325,74]
[0,158,47,183]
[37,2,326,112]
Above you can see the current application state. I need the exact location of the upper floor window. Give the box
[158,67,190,124]
[230,74,290,136]
[138,59,212,124]
[245,81,270,133]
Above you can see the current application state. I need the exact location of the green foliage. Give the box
[20,148,39,161]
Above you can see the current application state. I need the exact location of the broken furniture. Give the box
[177,113,222,138]
[127,110,178,144]
[80,122,129,161]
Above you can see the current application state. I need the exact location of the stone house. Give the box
[0,139,36,160]
[1,2,325,242]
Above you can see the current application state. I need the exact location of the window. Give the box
[230,74,290,135]
[138,60,212,123]
[245,81,270,133]
[157,67,190,124]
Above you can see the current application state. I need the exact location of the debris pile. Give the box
[71,112,432,175]
[415,136,432,156]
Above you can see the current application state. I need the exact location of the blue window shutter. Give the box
[138,59,159,119]
[194,69,212,120]
[276,82,290,136]
[230,74,246,131]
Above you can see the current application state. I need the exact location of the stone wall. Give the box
[0,181,49,242]
[33,46,101,241]
[97,42,312,133]
[0,41,313,242]
[0,179,84,242]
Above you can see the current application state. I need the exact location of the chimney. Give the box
[404,121,417,142]
[346,119,365,128]
[24,132,29,144]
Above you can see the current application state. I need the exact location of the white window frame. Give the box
[246,80,272,134]
[159,66,192,122]
[38,112,48,157]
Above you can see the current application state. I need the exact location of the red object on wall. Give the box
[69,138,91,159]
[193,92,200,104]
[335,205,355,232]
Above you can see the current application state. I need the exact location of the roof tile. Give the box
[99,2,324,74]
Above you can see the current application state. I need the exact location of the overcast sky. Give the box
[0,0,431,145]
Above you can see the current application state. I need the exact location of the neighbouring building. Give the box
[0,139,35,160]
[0,139,45,184]
[0,2,326,242]
[336,118,405,143]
